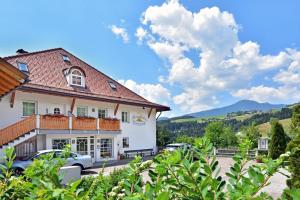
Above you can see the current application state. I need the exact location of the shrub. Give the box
[286,134,300,190]
[1,138,300,199]
[269,120,287,159]
[241,123,261,149]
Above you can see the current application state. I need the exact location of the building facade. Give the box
[0,48,169,162]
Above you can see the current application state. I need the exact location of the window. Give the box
[108,81,117,90]
[90,136,95,158]
[77,106,88,117]
[52,139,70,149]
[23,102,36,116]
[121,111,130,123]
[62,55,70,62]
[98,109,107,118]
[76,137,88,155]
[100,138,113,158]
[17,62,28,72]
[123,137,129,148]
[54,108,60,115]
[71,69,84,86]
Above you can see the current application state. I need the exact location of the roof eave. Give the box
[19,85,171,111]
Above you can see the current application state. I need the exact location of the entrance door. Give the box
[100,138,113,159]
[76,137,88,155]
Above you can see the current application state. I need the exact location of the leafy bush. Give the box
[1,138,300,199]
[175,135,197,144]
[285,134,300,191]
[269,120,287,159]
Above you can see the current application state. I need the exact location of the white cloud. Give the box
[138,0,300,113]
[118,80,171,105]
[110,25,129,43]
[135,27,148,42]
[232,85,300,103]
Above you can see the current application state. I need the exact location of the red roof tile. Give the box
[3,48,170,111]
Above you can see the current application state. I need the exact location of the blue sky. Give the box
[1,0,300,117]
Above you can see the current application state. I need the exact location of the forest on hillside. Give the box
[157,107,292,145]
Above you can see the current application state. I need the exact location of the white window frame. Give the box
[71,69,84,87]
[122,137,129,148]
[77,106,88,117]
[52,138,70,149]
[98,108,108,118]
[22,101,37,117]
[121,111,130,123]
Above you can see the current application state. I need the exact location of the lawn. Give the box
[257,118,291,136]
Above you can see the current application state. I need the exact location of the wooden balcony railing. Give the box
[99,118,120,131]
[40,115,69,130]
[72,117,97,130]
[0,115,121,146]
[0,115,36,146]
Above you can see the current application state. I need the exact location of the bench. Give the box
[124,148,154,158]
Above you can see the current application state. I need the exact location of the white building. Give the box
[0,48,170,162]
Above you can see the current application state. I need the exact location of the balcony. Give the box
[72,117,97,130]
[38,115,120,131]
[99,118,120,131]
[40,115,69,130]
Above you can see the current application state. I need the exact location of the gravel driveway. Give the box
[82,157,287,198]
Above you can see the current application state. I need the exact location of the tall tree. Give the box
[290,104,300,137]
[241,123,261,149]
[269,120,287,159]
[286,105,300,190]
[204,121,224,147]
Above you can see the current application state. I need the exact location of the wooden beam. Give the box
[148,108,153,118]
[10,91,16,108]
[0,71,20,86]
[114,103,119,116]
[0,84,9,92]
[70,98,76,114]
[0,77,16,90]
[0,59,27,81]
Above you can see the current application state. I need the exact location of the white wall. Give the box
[0,91,158,156]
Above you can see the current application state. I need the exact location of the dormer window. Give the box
[17,62,28,72]
[71,69,84,87]
[62,55,70,62]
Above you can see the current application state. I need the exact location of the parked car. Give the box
[12,149,93,175]
[162,143,199,160]
[163,143,191,152]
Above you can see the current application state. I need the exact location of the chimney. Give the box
[16,49,29,55]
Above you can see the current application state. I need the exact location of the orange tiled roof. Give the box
[3,48,170,111]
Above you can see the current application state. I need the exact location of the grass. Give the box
[171,115,225,123]
[232,113,254,121]
[257,118,291,137]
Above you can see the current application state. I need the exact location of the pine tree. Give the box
[268,120,287,159]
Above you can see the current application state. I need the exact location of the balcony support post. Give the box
[114,103,119,116]
[68,116,72,130]
[36,114,40,129]
[96,118,100,130]
[10,91,15,108]
[148,108,153,118]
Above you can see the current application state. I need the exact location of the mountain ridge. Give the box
[183,100,286,118]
